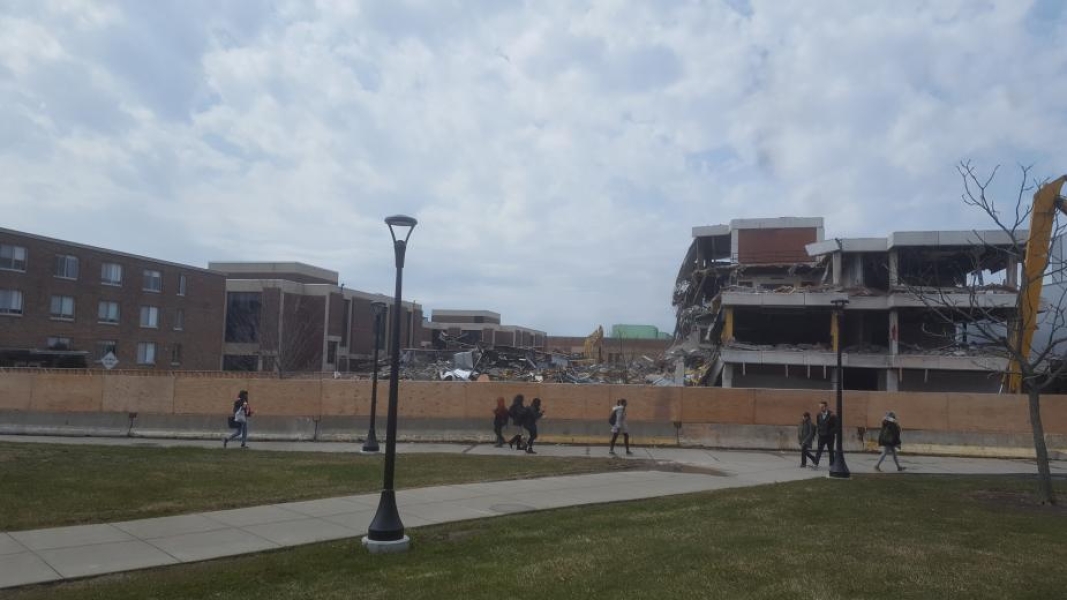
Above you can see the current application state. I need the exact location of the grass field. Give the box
[0,442,644,531]
[5,474,1065,600]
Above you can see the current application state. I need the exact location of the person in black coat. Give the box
[812,401,837,468]
[523,397,544,454]
[874,411,905,472]
[506,394,526,450]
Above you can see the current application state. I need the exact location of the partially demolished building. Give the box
[672,218,1021,392]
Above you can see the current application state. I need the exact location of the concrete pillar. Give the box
[1007,255,1019,288]
[722,364,734,388]
[886,369,899,392]
[722,307,735,342]
[830,311,839,353]
[832,253,842,285]
[888,250,899,286]
[889,309,899,355]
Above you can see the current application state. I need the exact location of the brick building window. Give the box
[143,269,162,292]
[96,340,117,359]
[0,289,23,315]
[140,306,159,328]
[137,342,156,365]
[101,263,123,286]
[178,274,187,296]
[54,255,79,279]
[0,244,27,271]
[327,341,337,365]
[170,343,182,366]
[47,337,71,350]
[173,308,184,331]
[50,295,75,320]
[98,301,120,324]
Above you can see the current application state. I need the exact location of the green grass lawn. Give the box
[5,475,1065,600]
[0,442,646,531]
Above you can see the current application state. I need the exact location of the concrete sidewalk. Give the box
[1,435,1062,590]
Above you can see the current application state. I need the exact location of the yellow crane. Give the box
[1006,175,1067,393]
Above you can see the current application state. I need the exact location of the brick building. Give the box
[0,227,226,369]
[210,262,424,373]
[425,309,546,349]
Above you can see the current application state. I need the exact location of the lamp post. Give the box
[361,301,388,453]
[829,298,851,479]
[363,215,416,554]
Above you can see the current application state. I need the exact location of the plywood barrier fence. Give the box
[2,373,1067,435]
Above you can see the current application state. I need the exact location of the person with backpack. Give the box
[608,398,632,456]
[492,396,509,447]
[506,394,527,450]
[522,397,544,454]
[797,411,817,468]
[224,390,252,449]
[875,411,905,472]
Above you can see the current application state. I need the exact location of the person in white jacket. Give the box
[609,398,632,456]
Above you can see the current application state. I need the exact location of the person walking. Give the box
[506,394,527,450]
[608,398,633,456]
[812,401,837,468]
[492,396,509,447]
[874,411,905,472]
[797,411,817,468]
[224,390,252,449]
[523,397,544,454]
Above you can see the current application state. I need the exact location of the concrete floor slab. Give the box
[242,517,361,546]
[146,528,278,562]
[0,534,27,556]
[202,505,306,528]
[0,552,60,588]
[37,540,178,578]
[10,524,133,551]
[113,514,229,540]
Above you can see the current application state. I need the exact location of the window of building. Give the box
[0,244,27,271]
[225,292,262,343]
[327,341,338,364]
[170,343,182,366]
[174,308,184,331]
[101,263,123,286]
[140,306,159,328]
[54,254,79,279]
[178,274,187,296]
[0,289,23,315]
[98,301,120,324]
[143,269,162,292]
[137,342,156,365]
[50,295,75,320]
[96,340,117,359]
[47,337,71,350]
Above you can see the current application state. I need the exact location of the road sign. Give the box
[101,352,119,370]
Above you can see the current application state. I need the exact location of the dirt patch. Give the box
[968,490,1067,515]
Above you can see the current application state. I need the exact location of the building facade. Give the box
[211,262,423,373]
[673,218,1020,392]
[0,228,226,370]
[425,309,546,349]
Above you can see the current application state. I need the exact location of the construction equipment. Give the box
[583,325,604,363]
[1006,175,1067,393]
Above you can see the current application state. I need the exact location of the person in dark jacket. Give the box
[875,411,905,472]
[797,411,817,467]
[812,401,837,468]
[506,394,526,450]
[492,396,509,447]
[224,390,251,449]
[523,397,544,454]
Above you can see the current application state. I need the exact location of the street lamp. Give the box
[363,215,417,554]
[361,301,388,453]
[829,298,851,479]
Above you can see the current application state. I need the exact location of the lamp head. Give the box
[385,215,418,245]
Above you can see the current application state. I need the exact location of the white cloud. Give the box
[2,0,1066,336]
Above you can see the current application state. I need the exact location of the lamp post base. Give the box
[362,535,410,554]
[361,431,379,453]
[828,453,851,479]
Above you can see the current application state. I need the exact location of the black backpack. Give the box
[608,408,617,426]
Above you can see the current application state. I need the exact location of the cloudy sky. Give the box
[2,1,1066,336]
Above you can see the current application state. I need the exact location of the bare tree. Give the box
[911,162,1066,505]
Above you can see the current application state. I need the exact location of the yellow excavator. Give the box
[1006,175,1067,393]
[583,325,604,363]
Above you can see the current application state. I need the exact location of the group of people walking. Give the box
[797,401,904,472]
[492,395,634,455]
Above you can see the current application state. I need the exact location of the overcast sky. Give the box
[3,1,1066,336]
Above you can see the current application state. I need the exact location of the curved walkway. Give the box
[1,435,1062,590]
